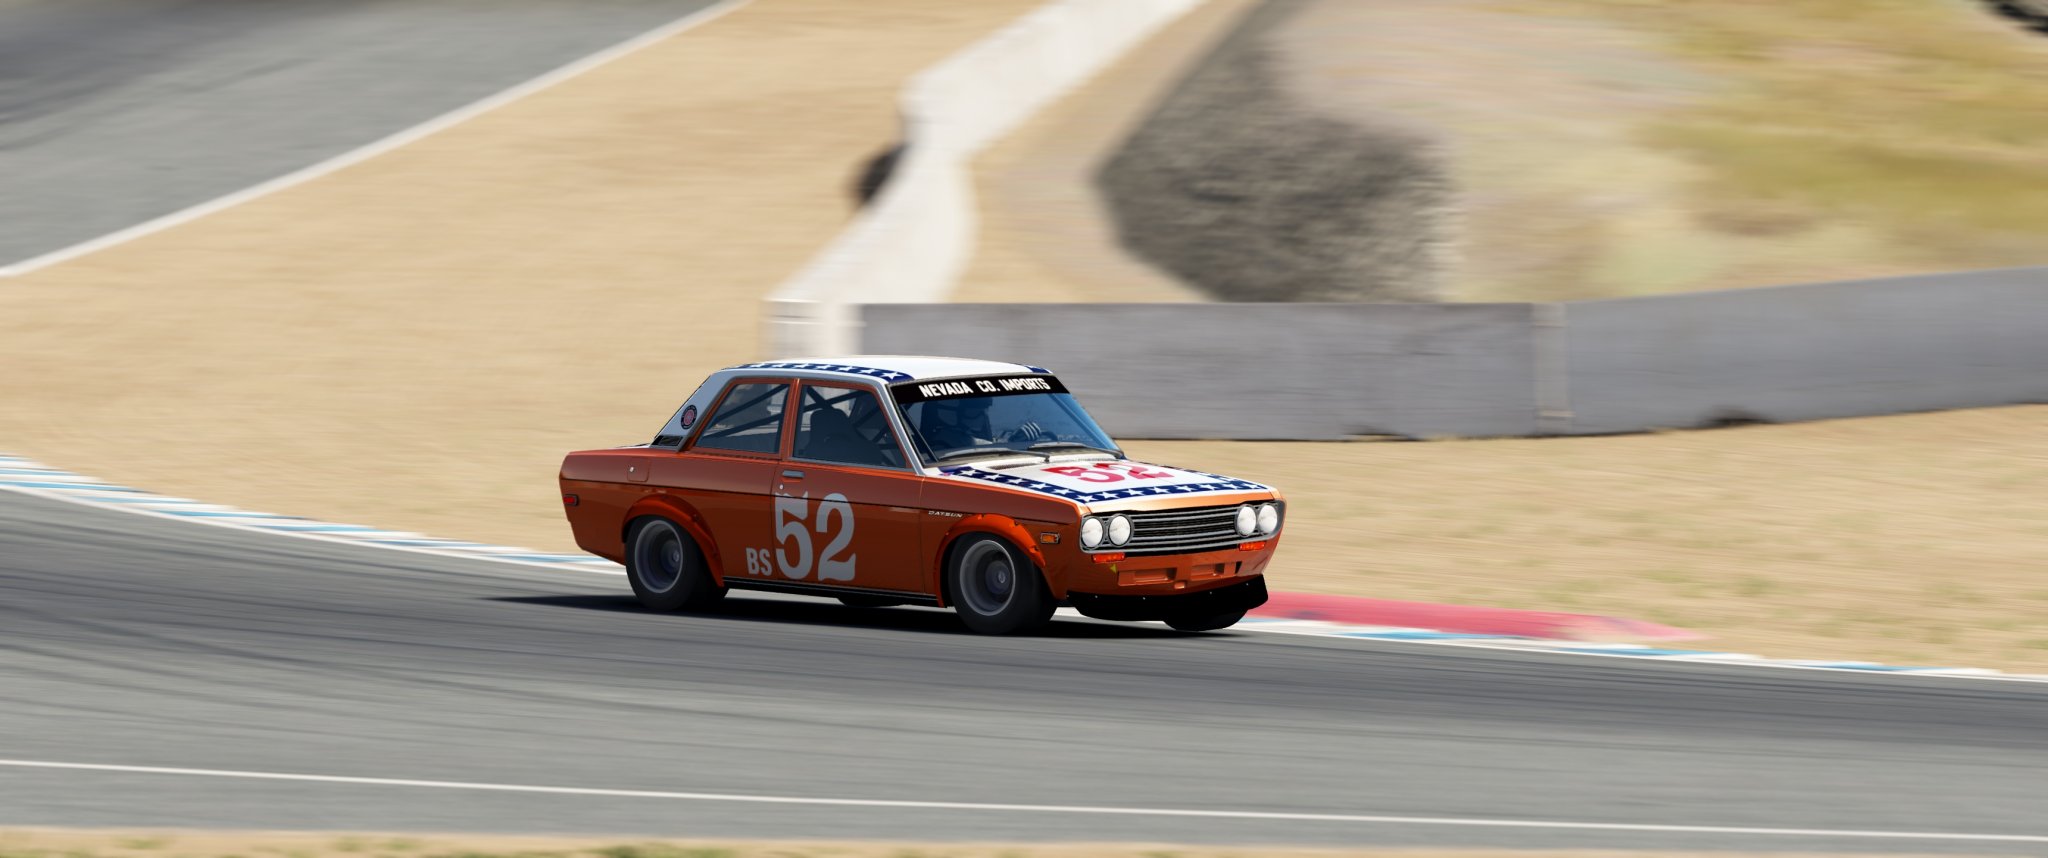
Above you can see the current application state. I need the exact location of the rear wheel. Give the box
[945,535,1054,635]
[1164,608,1246,633]
[625,517,725,612]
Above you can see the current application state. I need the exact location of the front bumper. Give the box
[1049,536,1278,596]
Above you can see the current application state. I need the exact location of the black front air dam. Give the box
[1067,576,1269,622]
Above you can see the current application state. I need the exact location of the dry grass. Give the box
[1128,405,2048,672]
[1562,0,2048,262]
[0,830,1946,858]
[1268,0,2048,301]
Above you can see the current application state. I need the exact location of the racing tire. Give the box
[945,534,1054,635]
[837,595,904,609]
[624,516,726,612]
[1163,608,1246,633]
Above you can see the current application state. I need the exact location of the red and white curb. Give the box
[5,452,2043,683]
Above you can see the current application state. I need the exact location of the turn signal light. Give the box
[561,494,580,507]
[1239,540,1267,551]
[1091,552,1125,563]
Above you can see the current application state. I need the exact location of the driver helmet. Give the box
[931,397,993,436]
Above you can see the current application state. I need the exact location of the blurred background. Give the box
[3,0,2047,852]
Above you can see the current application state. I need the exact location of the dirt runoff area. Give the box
[0,0,1036,549]
[1130,406,2048,673]
[0,830,1942,858]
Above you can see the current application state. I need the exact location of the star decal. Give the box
[735,361,912,382]
[939,467,1268,504]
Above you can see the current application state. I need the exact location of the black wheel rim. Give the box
[956,539,1017,617]
[635,523,684,593]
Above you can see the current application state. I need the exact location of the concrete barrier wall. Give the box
[861,268,2048,439]
[863,303,1539,439]
[1563,268,2048,434]
[762,0,1204,358]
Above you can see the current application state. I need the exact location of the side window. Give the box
[692,382,789,455]
[794,385,906,469]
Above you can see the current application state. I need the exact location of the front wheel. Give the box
[1164,608,1246,633]
[625,517,726,612]
[945,535,1054,635]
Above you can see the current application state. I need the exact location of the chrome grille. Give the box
[1113,504,1249,556]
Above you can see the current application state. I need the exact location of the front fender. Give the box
[933,514,1060,603]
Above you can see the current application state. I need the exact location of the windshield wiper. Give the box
[934,447,1049,463]
[1028,441,1120,456]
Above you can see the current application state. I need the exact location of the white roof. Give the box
[728,355,1049,383]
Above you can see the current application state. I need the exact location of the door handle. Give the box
[781,469,805,480]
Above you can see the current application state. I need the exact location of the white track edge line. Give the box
[0,759,2041,843]
[0,0,751,279]
[0,482,623,577]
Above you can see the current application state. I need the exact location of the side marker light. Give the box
[562,494,580,507]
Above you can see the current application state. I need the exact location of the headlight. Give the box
[1257,503,1280,535]
[1235,505,1258,537]
[1080,516,1105,549]
[1107,514,1133,546]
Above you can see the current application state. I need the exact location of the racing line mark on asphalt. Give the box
[0,759,2043,844]
[0,0,752,278]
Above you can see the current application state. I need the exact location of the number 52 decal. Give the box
[1044,462,1175,484]
[764,492,856,582]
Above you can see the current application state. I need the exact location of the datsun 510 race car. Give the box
[559,357,1283,634]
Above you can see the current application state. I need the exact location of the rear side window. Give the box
[692,382,788,455]
[794,385,906,469]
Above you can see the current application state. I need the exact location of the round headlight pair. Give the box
[1236,503,1281,537]
[1079,514,1132,550]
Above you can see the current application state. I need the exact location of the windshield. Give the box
[892,374,1120,464]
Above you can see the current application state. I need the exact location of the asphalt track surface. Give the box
[0,0,718,267]
[3,490,2046,851]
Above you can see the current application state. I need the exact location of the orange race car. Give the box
[559,357,1282,634]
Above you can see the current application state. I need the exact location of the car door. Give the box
[653,377,792,582]
[776,379,927,595]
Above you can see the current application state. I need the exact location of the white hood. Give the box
[938,458,1271,506]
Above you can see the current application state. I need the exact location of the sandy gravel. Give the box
[0,0,1036,551]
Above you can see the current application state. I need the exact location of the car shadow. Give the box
[490,593,1189,639]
